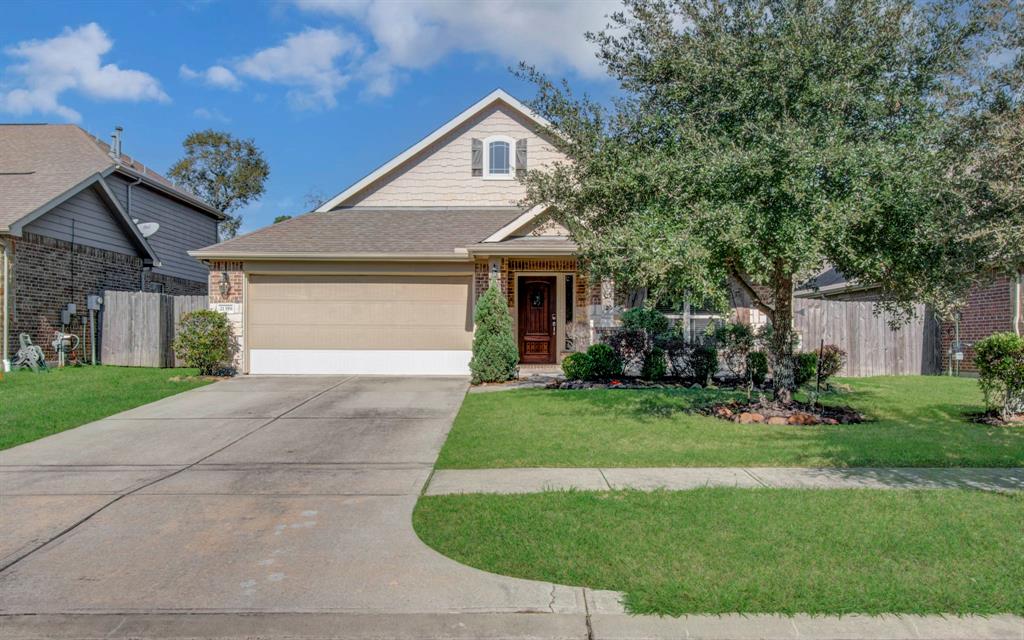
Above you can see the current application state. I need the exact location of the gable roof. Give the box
[316,89,551,212]
[0,124,223,236]
[191,207,524,261]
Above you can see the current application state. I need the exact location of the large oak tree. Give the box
[520,0,1022,401]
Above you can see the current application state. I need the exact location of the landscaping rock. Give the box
[787,412,819,426]
[738,412,765,424]
[766,416,788,425]
[715,407,734,419]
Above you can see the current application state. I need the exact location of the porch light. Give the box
[219,271,231,298]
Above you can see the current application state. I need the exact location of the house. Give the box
[1,124,224,368]
[797,267,1023,375]
[192,89,612,376]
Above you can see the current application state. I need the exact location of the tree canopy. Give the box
[520,0,1022,400]
[168,130,270,239]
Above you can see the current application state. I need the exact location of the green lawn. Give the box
[436,376,1023,468]
[0,366,212,450]
[414,488,1024,616]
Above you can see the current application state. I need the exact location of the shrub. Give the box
[469,282,519,384]
[641,346,668,380]
[712,321,755,378]
[587,343,624,378]
[793,352,819,387]
[561,352,594,381]
[173,309,233,375]
[974,332,1024,421]
[620,306,670,336]
[690,344,719,384]
[817,344,847,380]
[604,329,649,376]
[747,351,768,386]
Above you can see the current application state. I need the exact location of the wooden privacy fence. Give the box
[794,298,941,376]
[100,291,208,367]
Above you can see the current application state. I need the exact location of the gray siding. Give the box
[24,185,138,256]
[106,174,219,283]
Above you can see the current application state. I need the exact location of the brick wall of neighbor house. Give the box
[8,232,143,362]
[940,275,1022,374]
[145,271,207,296]
[207,260,244,370]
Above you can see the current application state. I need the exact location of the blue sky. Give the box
[0,0,619,233]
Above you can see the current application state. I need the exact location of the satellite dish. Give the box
[136,221,160,238]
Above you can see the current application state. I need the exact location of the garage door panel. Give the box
[248,300,471,328]
[249,325,472,350]
[248,275,470,302]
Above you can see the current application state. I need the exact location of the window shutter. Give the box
[515,138,528,177]
[471,138,483,176]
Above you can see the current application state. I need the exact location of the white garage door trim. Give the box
[249,349,471,375]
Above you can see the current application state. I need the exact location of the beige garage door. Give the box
[246,274,474,375]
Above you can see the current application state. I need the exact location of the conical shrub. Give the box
[469,281,519,384]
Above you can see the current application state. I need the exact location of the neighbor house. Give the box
[1,124,224,367]
[192,90,619,376]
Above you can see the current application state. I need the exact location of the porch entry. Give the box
[517,276,557,364]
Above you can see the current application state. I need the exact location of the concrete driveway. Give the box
[0,376,602,618]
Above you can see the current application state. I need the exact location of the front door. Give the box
[518,276,556,364]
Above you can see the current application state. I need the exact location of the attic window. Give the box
[483,136,514,179]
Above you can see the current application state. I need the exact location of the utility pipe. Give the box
[1,237,9,372]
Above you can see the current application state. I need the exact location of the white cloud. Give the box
[235,28,361,110]
[0,23,168,122]
[180,63,242,90]
[294,0,614,96]
[193,106,231,122]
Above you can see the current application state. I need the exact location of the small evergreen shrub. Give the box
[747,351,768,386]
[641,346,668,380]
[712,321,755,378]
[690,344,719,385]
[793,352,819,387]
[561,352,594,380]
[974,332,1024,421]
[620,307,670,336]
[469,282,519,384]
[587,343,624,378]
[817,344,847,380]
[173,309,233,375]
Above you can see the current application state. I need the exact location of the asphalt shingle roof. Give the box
[193,208,526,257]
[0,123,220,232]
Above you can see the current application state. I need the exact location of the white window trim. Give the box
[482,135,515,180]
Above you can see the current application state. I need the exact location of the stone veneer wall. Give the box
[207,260,245,371]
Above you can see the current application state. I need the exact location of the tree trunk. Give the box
[769,273,795,404]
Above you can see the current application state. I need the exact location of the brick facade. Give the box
[206,260,245,371]
[940,275,1023,374]
[3,232,206,363]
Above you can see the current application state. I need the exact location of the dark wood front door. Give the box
[518,276,556,364]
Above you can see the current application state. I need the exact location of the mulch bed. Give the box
[699,399,866,426]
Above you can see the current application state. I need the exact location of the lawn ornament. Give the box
[12,333,47,372]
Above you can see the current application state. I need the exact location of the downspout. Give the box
[2,237,10,372]
[126,174,145,291]
[1013,270,1022,336]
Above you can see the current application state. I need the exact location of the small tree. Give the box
[469,282,519,384]
[173,309,233,375]
[169,130,270,240]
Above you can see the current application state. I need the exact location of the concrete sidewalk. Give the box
[4,612,1022,639]
[425,466,1024,495]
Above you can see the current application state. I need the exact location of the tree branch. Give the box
[729,266,776,316]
